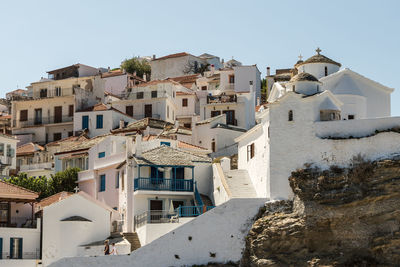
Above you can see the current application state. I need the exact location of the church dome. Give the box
[297,49,341,67]
[289,72,319,83]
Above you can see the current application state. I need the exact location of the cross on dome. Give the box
[316,47,322,55]
[74,186,80,193]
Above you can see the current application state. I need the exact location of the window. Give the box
[247,143,255,161]
[10,237,23,259]
[288,110,293,121]
[228,75,235,84]
[40,89,47,98]
[126,106,133,117]
[96,115,103,129]
[34,109,42,125]
[151,91,157,98]
[6,144,12,157]
[348,115,355,120]
[211,141,216,152]
[183,123,191,129]
[116,172,119,188]
[160,141,170,146]
[98,152,105,158]
[121,170,125,190]
[0,143,4,156]
[137,92,144,99]
[182,98,188,107]
[150,166,164,184]
[201,86,207,91]
[68,131,73,137]
[69,105,74,117]
[82,115,89,129]
[325,66,328,76]
[211,110,221,117]
[55,87,62,96]
[53,133,62,141]
[20,110,28,122]
[99,174,106,192]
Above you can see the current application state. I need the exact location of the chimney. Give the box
[119,119,124,129]
[210,64,215,75]
[257,97,260,106]
[143,73,147,81]
[221,58,224,64]
[267,67,271,76]
[135,134,142,157]
[107,66,111,72]
[152,54,156,60]
[249,80,253,91]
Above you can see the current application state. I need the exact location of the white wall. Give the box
[42,194,111,267]
[150,55,207,80]
[50,198,267,267]
[212,163,231,206]
[297,62,340,79]
[103,74,128,96]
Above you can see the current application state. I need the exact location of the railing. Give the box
[207,94,237,104]
[194,182,203,206]
[134,178,194,192]
[134,210,179,229]
[20,162,53,171]
[0,251,40,260]
[13,115,73,128]
[32,87,74,99]
[176,205,215,217]
[0,218,37,228]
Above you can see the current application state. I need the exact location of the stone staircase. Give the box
[123,232,141,252]
[223,169,257,198]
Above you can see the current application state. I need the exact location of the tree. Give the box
[5,168,80,199]
[120,57,151,78]
[183,61,210,75]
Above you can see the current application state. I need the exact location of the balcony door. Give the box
[223,110,235,125]
[0,203,9,227]
[54,106,62,123]
[34,109,42,125]
[150,200,163,223]
[144,104,152,118]
[173,167,185,190]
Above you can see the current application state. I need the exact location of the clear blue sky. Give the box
[1,0,399,114]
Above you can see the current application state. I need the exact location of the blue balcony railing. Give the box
[134,177,194,192]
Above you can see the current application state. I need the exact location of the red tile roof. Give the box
[36,191,73,210]
[101,69,125,78]
[152,52,190,61]
[133,79,181,88]
[46,135,89,147]
[0,180,39,201]
[168,74,199,88]
[178,141,208,151]
[17,142,44,156]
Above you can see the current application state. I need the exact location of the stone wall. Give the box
[242,156,400,266]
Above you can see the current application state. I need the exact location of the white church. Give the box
[236,48,400,199]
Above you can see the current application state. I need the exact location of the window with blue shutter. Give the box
[160,141,171,146]
[82,115,89,129]
[116,172,119,188]
[98,152,105,158]
[10,238,22,259]
[99,174,106,192]
[96,115,103,129]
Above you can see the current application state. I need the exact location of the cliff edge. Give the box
[241,156,400,266]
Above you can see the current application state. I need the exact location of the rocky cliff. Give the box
[241,156,400,267]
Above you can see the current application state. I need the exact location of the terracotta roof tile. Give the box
[152,52,190,61]
[178,141,208,151]
[36,191,73,210]
[0,180,39,201]
[17,142,44,156]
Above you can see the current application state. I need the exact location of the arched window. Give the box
[324,66,328,76]
[288,110,293,121]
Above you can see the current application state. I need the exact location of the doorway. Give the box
[54,106,62,123]
[150,200,163,222]
[144,104,152,118]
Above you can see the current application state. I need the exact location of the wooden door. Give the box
[54,106,62,123]
[144,104,152,118]
[223,110,235,125]
[126,106,133,117]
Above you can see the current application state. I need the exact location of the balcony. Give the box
[19,162,53,172]
[207,94,237,104]
[32,87,74,99]
[13,115,73,128]
[134,178,194,192]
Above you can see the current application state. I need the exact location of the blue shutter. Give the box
[10,238,14,259]
[160,142,171,146]
[96,115,103,129]
[0,238,2,259]
[98,152,105,158]
[100,174,106,192]
[18,238,22,259]
[82,116,89,129]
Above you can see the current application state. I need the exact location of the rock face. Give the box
[241,157,400,266]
